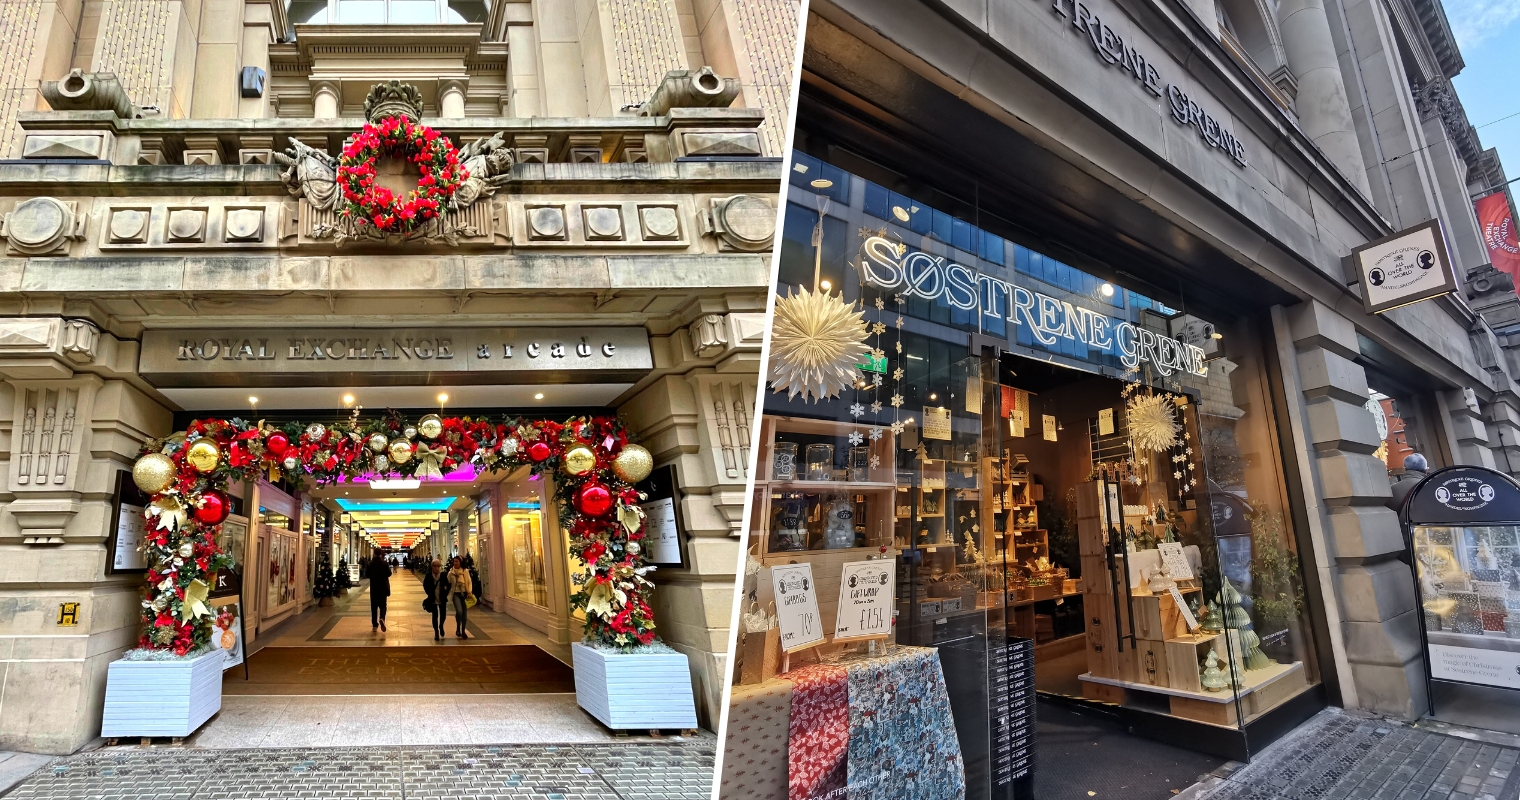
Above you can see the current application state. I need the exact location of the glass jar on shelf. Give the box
[821,492,855,549]
[849,446,870,481]
[772,442,798,482]
[805,443,835,481]
[769,493,808,552]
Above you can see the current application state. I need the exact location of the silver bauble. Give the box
[306,422,327,440]
[367,433,388,453]
[282,456,299,470]
[626,541,642,556]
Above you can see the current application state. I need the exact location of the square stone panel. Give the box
[637,205,681,241]
[166,208,207,243]
[526,204,567,241]
[581,205,624,241]
[21,134,103,160]
[108,208,150,244]
[224,207,265,242]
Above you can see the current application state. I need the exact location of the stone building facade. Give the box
[0,0,795,754]
[797,0,1515,743]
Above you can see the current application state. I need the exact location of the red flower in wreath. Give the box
[337,116,467,234]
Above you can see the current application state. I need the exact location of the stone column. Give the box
[1441,388,1495,468]
[1284,300,1424,717]
[312,80,339,119]
[1277,0,1373,196]
[0,317,173,754]
[438,79,467,118]
[1485,395,1520,479]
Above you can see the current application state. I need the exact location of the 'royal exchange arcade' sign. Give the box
[139,326,654,386]
[860,236,1210,377]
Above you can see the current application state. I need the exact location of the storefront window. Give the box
[745,152,1325,788]
[475,498,492,601]
[506,500,547,606]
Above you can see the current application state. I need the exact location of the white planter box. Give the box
[572,642,698,730]
[102,648,223,738]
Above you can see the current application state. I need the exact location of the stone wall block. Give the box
[1341,611,1423,667]
[1348,657,1428,719]
[1316,450,1394,504]
[1287,299,1360,359]
[1305,396,1382,453]
[1296,347,1370,405]
[1335,561,1417,624]
[1327,505,1406,561]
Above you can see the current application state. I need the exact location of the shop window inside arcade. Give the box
[744,153,1325,794]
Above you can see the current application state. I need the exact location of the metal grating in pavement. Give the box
[0,740,715,800]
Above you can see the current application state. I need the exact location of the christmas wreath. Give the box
[337,116,466,233]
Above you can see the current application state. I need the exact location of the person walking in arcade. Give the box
[424,558,449,641]
[366,550,392,633]
[447,555,474,639]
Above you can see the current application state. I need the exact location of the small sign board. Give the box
[636,465,687,569]
[209,597,246,671]
[770,563,825,652]
[856,352,888,374]
[106,471,149,574]
[1349,219,1458,314]
[922,407,952,441]
[1157,542,1194,580]
[1098,408,1115,436]
[834,560,894,641]
[57,602,80,626]
[1043,414,1058,442]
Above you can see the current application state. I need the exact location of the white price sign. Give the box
[834,561,894,641]
[771,563,825,652]
[1157,542,1194,580]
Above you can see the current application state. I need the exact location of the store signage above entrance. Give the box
[139,327,653,387]
[1348,219,1457,314]
[860,237,1209,377]
[1049,0,1247,167]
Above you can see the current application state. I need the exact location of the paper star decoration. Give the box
[869,427,884,441]
[849,402,865,418]
[890,394,904,408]
[768,286,871,403]
[849,431,864,446]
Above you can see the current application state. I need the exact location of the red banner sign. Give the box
[1476,191,1520,278]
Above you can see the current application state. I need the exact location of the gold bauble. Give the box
[613,444,654,483]
[417,414,443,440]
[388,439,414,464]
[367,433,389,453]
[132,453,176,494]
[185,439,222,473]
[562,446,597,476]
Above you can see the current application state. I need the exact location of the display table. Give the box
[719,646,965,800]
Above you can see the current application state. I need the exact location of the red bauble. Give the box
[193,491,230,525]
[266,432,290,456]
[576,483,614,517]
[528,441,553,463]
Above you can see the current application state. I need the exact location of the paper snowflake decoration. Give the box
[895,295,905,305]
[895,316,904,328]
[872,323,887,335]
[849,431,865,446]
[890,394,904,408]
[895,341,903,353]
[871,401,883,413]
[1174,470,1183,479]
[768,286,871,403]
[871,347,884,358]
[872,373,883,386]
[893,368,904,380]
[891,421,905,434]
[1126,393,1182,452]
[869,455,881,468]
[875,297,885,310]
[869,427,884,441]
[850,402,865,418]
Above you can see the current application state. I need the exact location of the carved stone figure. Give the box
[454,131,515,208]
[365,81,425,123]
[273,139,339,210]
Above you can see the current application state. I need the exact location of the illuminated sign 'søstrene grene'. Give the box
[860,236,1209,377]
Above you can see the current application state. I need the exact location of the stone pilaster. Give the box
[1277,0,1372,196]
[1484,395,1520,479]
[1286,300,1424,717]
[1441,388,1495,469]
[0,316,172,753]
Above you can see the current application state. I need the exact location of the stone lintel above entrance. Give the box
[138,326,653,387]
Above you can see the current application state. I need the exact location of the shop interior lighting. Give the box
[534,392,545,400]
[370,478,421,490]
[343,393,355,405]
[811,178,833,189]
[1211,331,1224,339]
[378,509,410,516]
[1100,282,1115,297]
[892,206,910,222]
[907,354,925,361]
[820,280,832,291]
[437,393,449,404]
[929,392,937,401]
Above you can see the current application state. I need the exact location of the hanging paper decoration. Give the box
[129,413,660,655]
[1127,393,1182,453]
[768,286,871,403]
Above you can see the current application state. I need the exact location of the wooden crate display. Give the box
[1162,632,1224,694]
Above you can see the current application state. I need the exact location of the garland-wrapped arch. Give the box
[130,412,657,655]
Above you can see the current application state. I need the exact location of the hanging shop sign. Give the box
[1049,0,1247,166]
[1402,466,1520,703]
[1348,219,1458,314]
[860,236,1209,376]
[1474,192,1520,278]
[139,326,653,386]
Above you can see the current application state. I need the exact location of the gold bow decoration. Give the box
[148,496,188,532]
[584,580,628,620]
[179,578,212,622]
[414,442,448,479]
[616,500,645,536]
